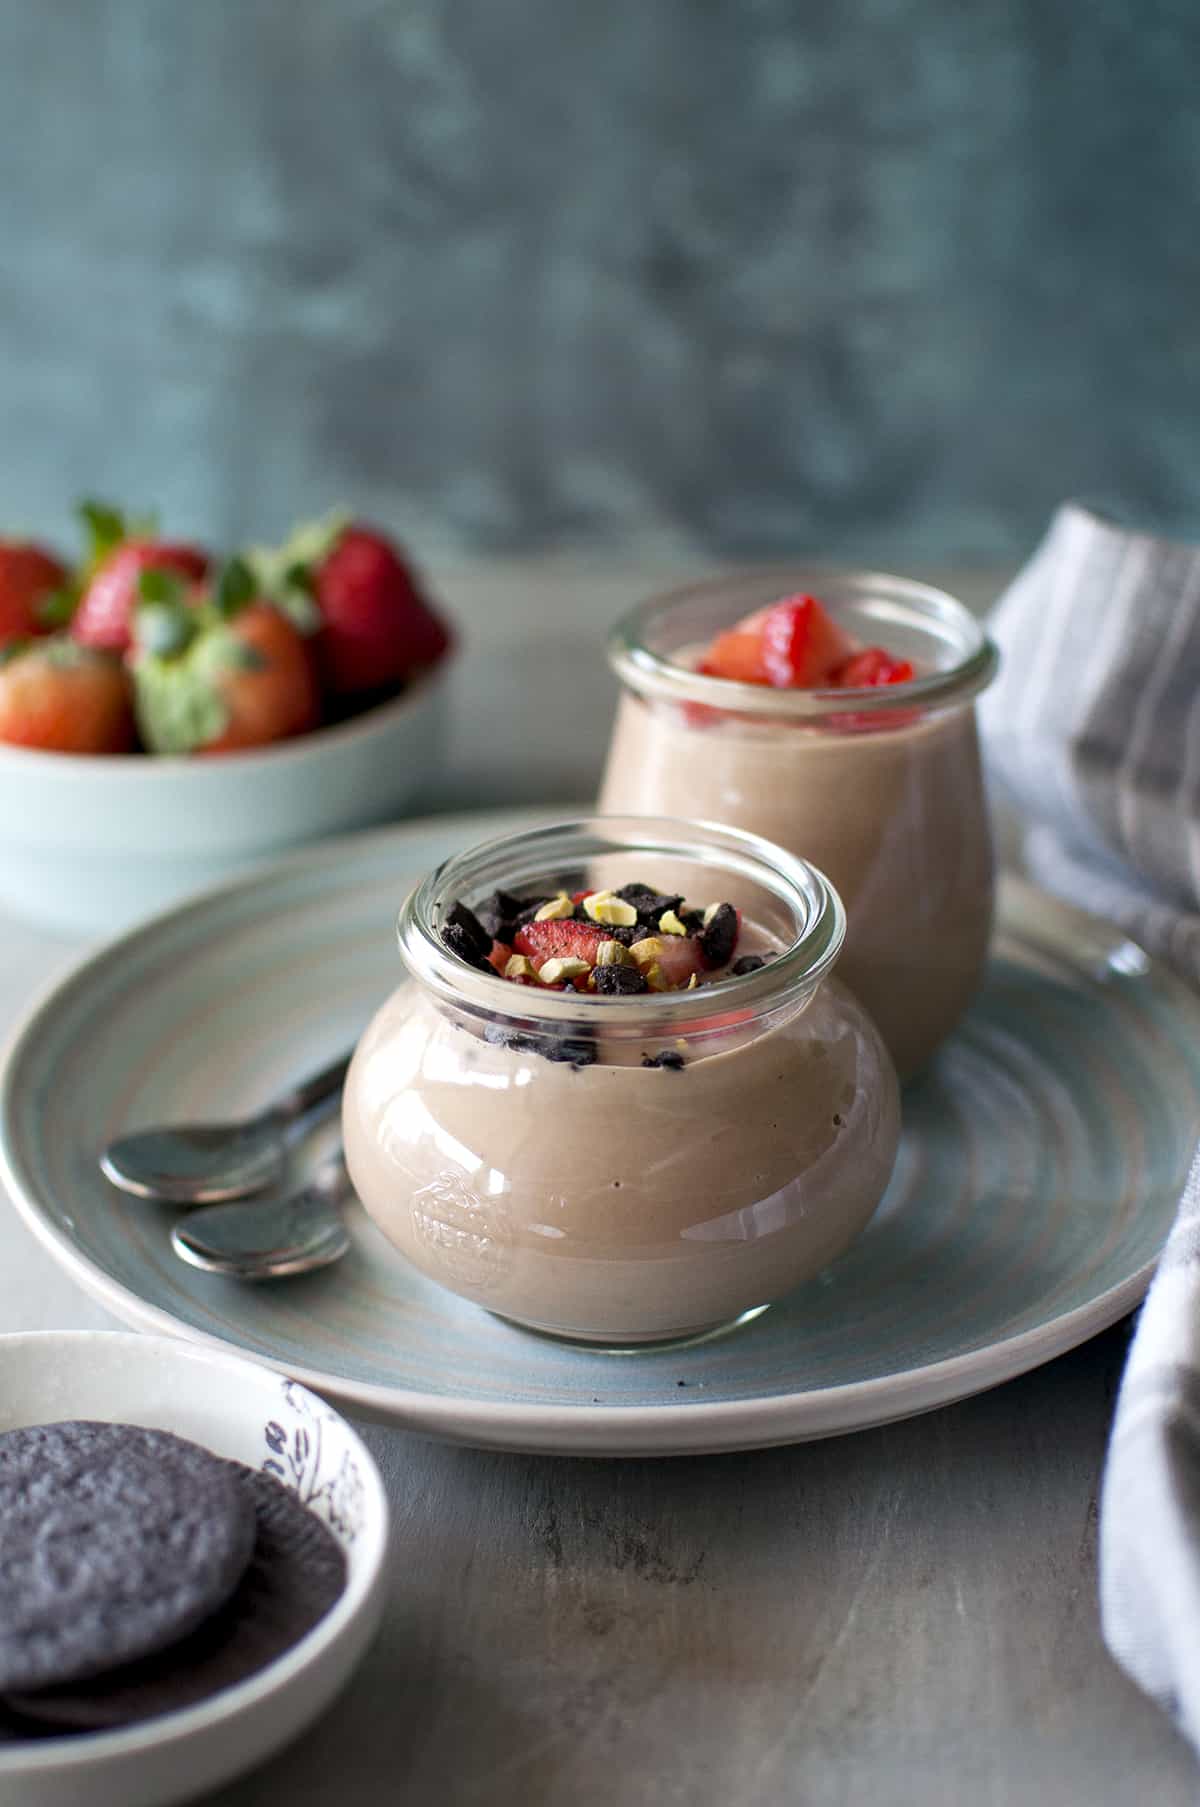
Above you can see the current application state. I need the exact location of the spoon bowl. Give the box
[101,1052,351,1205]
[171,1153,353,1281]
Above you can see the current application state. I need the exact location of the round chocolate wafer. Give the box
[0,1421,257,1693]
[5,1467,347,1731]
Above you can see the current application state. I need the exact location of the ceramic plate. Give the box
[2,809,1197,1457]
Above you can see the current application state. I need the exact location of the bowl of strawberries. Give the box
[0,504,455,934]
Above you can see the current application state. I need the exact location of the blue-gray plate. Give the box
[2,809,1196,1456]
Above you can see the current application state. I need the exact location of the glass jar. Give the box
[342,814,900,1347]
[599,570,999,1080]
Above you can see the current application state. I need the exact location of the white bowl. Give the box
[0,663,451,935]
[0,1332,389,1807]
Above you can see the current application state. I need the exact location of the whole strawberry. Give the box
[0,638,134,753]
[252,517,451,696]
[71,502,208,653]
[0,542,70,647]
[130,562,320,755]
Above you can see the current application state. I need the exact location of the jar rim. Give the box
[396,814,846,1033]
[607,566,998,718]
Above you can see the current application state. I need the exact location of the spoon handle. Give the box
[273,1052,353,1124]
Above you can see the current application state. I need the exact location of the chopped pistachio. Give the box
[596,938,631,966]
[503,954,538,982]
[534,892,574,922]
[686,973,699,989]
[643,963,669,992]
[658,909,687,937]
[538,955,590,986]
[702,902,721,927]
[583,889,639,927]
[628,936,666,967]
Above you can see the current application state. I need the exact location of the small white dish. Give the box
[0,660,451,935]
[0,1331,389,1807]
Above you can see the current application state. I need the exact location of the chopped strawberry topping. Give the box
[760,596,853,686]
[650,936,706,988]
[699,595,853,688]
[698,623,769,684]
[835,647,915,688]
[513,918,608,970]
[571,889,596,905]
[487,940,512,974]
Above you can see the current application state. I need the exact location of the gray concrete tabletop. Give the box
[0,562,1193,1805]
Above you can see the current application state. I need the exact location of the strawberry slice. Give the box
[698,595,852,688]
[760,595,853,686]
[698,621,768,684]
[487,940,512,975]
[836,647,915,688]
[513,918,608,970]
[645,935,706,989]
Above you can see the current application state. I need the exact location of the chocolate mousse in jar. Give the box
[599,572,999,1080]
[342,815,900,1347]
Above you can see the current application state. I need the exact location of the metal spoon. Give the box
[170,1151,353,1280]
[100,1052,351,1205]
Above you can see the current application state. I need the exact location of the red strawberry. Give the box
[761,595,853,686]
[131,572,319,755]
[648,935,706,988]
[699,595,852,688]
[0,638,134,753]
[835,647,915,687]
[698,618,769,684]
[72,507,208,653]
[0,543,69,647]
[278,521,451,696]
[513,918,608,971]
[487,940,512,975]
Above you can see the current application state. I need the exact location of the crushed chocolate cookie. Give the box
[475,889,523,942]
[443,901,492,964]
[483,1022,596,1069]
[641,1049,686,1070]
[680,910,705,937]
[731,954,768,976]
[700,902,738,968]
[593,964,648,996]
[441,922,493,970]
[616,883,685,927]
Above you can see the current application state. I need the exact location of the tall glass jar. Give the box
[342,815,900,1347]
[599,571,999,1079]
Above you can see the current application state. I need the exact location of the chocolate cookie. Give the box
[0,1421,257,1693]
[6,1469,347,1731]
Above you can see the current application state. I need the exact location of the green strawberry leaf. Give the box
[135,592,196,660]
[78,499,127,563]
[215,556,256,621]
[35,584,80,629]
[244,510,347,623]
[270,577,322,636]
[133,644,230,754]
[137,567,188,609]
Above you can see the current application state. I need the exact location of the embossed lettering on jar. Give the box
[598,572,999,1080]
[342,816,901,1346]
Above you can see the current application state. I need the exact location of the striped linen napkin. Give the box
[982,500,1200,1749]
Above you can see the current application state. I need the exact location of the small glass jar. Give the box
[599,570,999,1080]
[342,815,900,1347]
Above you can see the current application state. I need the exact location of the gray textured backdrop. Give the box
[2,0,1198,566]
